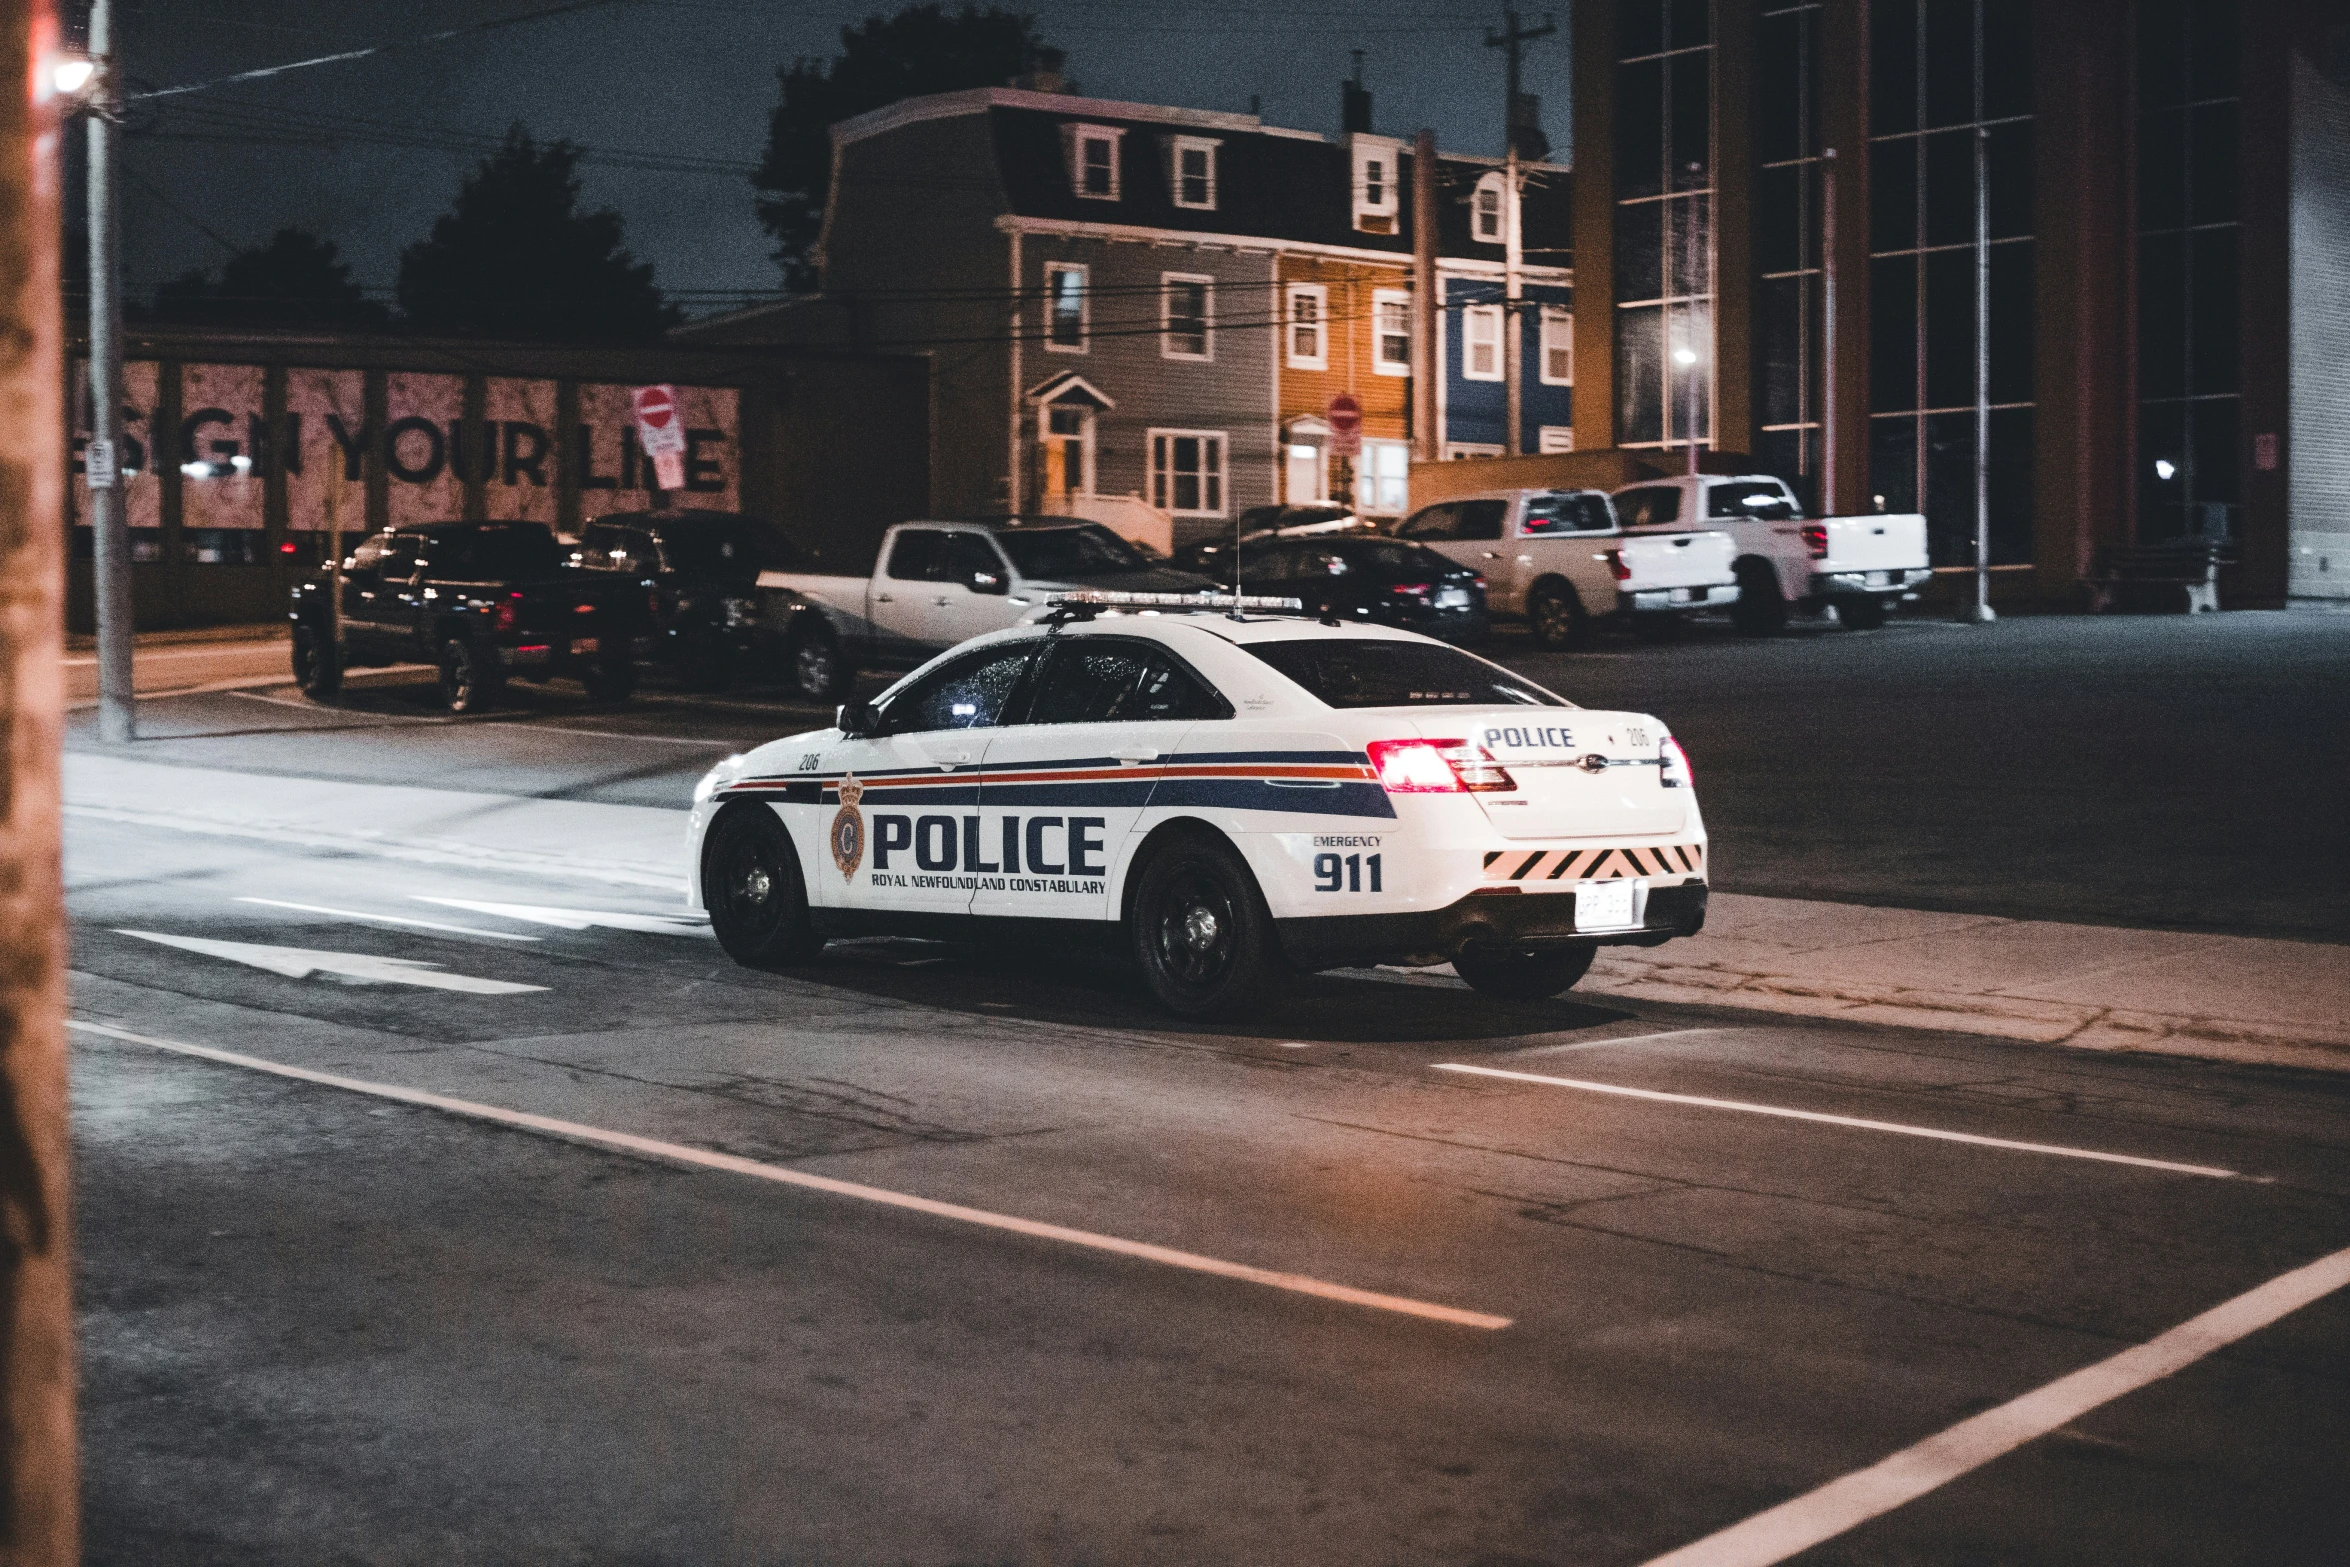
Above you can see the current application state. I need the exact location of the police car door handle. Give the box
[1112,745,1160,765]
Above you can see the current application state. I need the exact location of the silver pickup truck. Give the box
[1395,488,1741,649]
[758,517,1217,701]
[1612,474,1933,632]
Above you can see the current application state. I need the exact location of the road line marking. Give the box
[68,1020,1510,1332]
[1637,1243,2350,1566]
[225,689,447,720]
[113,931,548,995]
[1430,1063,2239,1179]
[1507,1027,1728,1057]
[234,897,543,940]
[414,897,711,937]
[477,721,741,747]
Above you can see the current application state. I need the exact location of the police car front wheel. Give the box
[1452,943,1596,1001]
[1129,835,1284,1020]
[703,806,825,969]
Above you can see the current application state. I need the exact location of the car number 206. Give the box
[1313,852,1383,893]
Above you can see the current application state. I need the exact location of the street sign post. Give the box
[1327,391,1363,458]
[632,384,686,493]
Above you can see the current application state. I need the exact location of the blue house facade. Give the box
[1438,274,1576,457]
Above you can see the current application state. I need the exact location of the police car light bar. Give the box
[1047,590,1305,612]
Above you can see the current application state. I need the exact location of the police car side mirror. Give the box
[837,700,881,738]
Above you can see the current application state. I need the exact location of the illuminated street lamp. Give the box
[50,56,96,96]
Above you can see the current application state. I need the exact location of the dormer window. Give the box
[1170,136,1219,210]
[1474,171,1505,242]
[1351,134,1401,233]
[1066,124,1123,200]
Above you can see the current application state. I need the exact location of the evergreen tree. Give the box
[755,5,1065,289]
[149,228,390,330]
[398,127,679,342]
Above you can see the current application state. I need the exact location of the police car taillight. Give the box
[1366,739,1516,794]
[1660,736,1694,789]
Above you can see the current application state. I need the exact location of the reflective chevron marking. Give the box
[1481,842,1706,882]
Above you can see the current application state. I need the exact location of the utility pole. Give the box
[1410,128,1438,462]
[85,0,132,738]
[1484,8,1553,460]
[1966,129,1994,620]
[1820,147,1838,515]
[5,2,84,1560]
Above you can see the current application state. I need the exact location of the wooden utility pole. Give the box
[2,2,82,1563]
[1410,128,1438,462]
[1486,8,1554,459]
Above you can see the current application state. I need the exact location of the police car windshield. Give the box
[996,525,1150,577]
[1244,639,1568,708]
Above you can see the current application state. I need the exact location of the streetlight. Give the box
[1672,347,1697,366]
[50,57,95,96]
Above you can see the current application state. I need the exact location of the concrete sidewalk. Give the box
[65,626,289,706]
[62,752,2350,1072]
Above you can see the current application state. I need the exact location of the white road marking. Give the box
[478,721,737,747]
[414,897,711,937]
[226,688,446,720]
[67,1020,1512,1332]
[114,931,547,995]
[234,897,542,940]
[1507,1027,1728,1057]
[1638,1243,2350,1566]
[1430,1063,2239,1179]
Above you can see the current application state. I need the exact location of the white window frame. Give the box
[1356,438,1410,515]
[1445,442,1505,460]
[1352,135,1401,232]
[1044,262,1088,354]
[1539,304,1574,385]
[1538,425,1575,453]
[1285,283,1328,370]
[1372,289,1412,376]
[1473,172,1505,244]
[1148,428,1228,517]
[1067,124,1123,201]
[1169,135,1219,210]
[1039,401,1096,496]
[1161,272,1214,361]
[1462,303,1504,381]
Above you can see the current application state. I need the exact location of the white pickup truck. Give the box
[758,517,1218,701]
[1395,488,1740,649]
[1610,474,1933,633]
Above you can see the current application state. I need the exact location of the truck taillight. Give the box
[1801,524,1829,559]
[1602,549,1633,582]
[1366,738,1516,794]
[494,592,521,634]
[1388,581,1431,598]
[1660,736,1694,789]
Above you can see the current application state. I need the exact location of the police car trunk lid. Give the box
[1442,709,1690,839]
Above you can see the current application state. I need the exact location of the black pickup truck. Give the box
[290,521,648,712]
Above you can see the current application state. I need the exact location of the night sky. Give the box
[99,0,1573,322]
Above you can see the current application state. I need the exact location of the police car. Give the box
[688,594,1708,1019]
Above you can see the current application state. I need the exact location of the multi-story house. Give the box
[681,88,1572,546]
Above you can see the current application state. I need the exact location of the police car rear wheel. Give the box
[703,806,824,968]
[1131,837,1282,1020]
[1453,943,1596,1001]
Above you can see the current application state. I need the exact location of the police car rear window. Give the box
[1242,640,1568,708]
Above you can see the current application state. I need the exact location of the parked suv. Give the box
[571,509,806,690]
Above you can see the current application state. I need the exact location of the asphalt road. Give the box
[74,607,2350,940]
[68,780,2350,1562]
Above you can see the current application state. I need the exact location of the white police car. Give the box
[688,596,1708,1018]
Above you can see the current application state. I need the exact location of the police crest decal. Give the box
[830,774,866,879]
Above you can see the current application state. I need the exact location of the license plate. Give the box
[1866,570,1891,587]
[569,637,600,655]
[1668,587,1692,603]
[1576,880,1637,931]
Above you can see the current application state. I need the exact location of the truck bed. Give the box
[1814,514,1929,576]
[1616,529,1739,592]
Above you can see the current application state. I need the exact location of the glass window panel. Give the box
[2188,0,2239,100]
[1924,128,1977,249]
[1756,164,1802,274]
[2138,0,2188,109]
[1669,0,1710,51]
[1667,299,1713,445]
[1871,139,1918,254]
[1981,0,2033,119]
[1760,274,1807,426]
[1987,120,2033,239]
[1618,0,1664,59]
[2190,101,2240,225]
[1870,255,1919,412]
[1757,12,1804,165]
[2136,232,2187,399]
[1989,240,2035,404]
[2138,400,2187,538]
[1615,198,1666,302]
[1871,0,1918,137]
[1923,0,1977,130]
[1869,414,1920,515]
[1616,58,1666,197]
[1617,302,1666,445]
[1924,409,1978,563]
[1924,247,1977,410]
[1667,194,1712,298]
[1757,427,1815,512]
[2190,397,2241,512]
[2190,227,2240,395]
[2137,110,2186,231]
[1670,51,1713,188]
[1987,405,2034,563]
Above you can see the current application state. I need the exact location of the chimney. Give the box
[1342,51,1373,134]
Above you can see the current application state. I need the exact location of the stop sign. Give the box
[1327,391,1363,457]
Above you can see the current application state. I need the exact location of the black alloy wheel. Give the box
[1527,580,1591,650]
[789,621,852,704]
[1836,593,1889,630]
[1129,834,1283,1020]
[1730,560,1790,636]
[292,623,341,700]
[438,638,499,713]
[1452,942,1597,1001]
[702,805,825,968]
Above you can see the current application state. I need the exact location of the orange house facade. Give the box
[1274,255,1415,517]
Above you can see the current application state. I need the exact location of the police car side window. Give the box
[879,645,1036,734]
[887,530,947,581]
[1028,641,1227,725]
